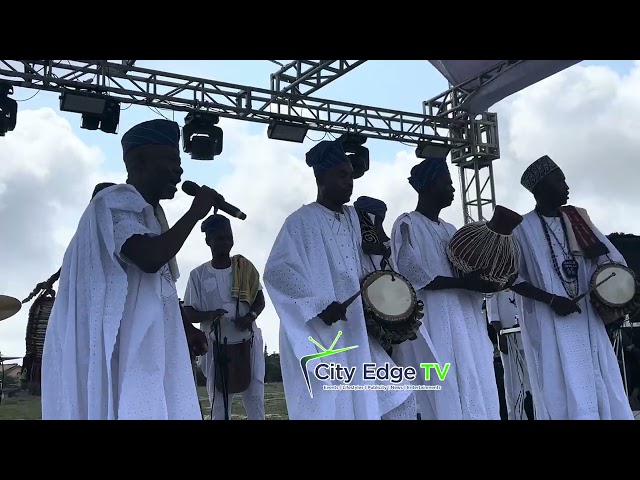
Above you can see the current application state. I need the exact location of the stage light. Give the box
[0,83,18,137]
[60,90,108,115]
[81,114,100,130]
[267,119,308,143]
[416,141,451,159]
[59,90,121,134]
[99,99,120,134]
[182,112,223,160]
[338,133,369,179]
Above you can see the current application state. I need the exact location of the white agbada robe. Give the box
[41,184,202,420]
[513,210,634,420]
[486,290,533,420]
[183,261,265,420]
[390,212,501,420]
[264,202,415,420]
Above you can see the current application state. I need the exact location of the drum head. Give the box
[363,271,414,321]
[593,264,636,307]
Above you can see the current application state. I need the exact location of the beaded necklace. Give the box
[536,210,579,298]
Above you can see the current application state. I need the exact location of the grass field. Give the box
[0,382,288,420]
[3,383,639,420]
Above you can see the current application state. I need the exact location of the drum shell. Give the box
[447,205,523,285]
[447,227,521,284]
[590,295,634,326]
[24,290,55,393]
[212,337,253,395]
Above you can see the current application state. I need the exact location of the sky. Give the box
[0,59,638,362]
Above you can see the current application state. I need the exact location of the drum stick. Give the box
[342,287,364,309]
[573,272,616,303]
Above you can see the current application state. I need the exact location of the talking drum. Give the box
[361,270,423,352]
[447,205,523,288]
[212,336,253,394]
[210,313,254,395]
[589,262,640,326]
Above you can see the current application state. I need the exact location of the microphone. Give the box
[181,180,247,220]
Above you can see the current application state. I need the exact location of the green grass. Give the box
[0,382,288,420]
[198,382,289,420]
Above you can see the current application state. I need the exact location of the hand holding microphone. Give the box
[182,180,247,221]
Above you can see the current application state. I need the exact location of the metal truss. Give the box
[269,60,366,96]
[0,60,467,148]
[448,112,501,225]
[0,59,516,223]
[423,60,524,118]
[422,62,521,224]
[120,60,136,72]
[448,112,500,224]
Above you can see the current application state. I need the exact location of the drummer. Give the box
[510,154,634,420]
[263,139,416,420]
[389,155,503,420]
[182,213,266,420]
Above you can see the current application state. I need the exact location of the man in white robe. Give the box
[510,155,634,420]
[41,119,224,420]
[390,156,503,420]
[486,290,534,420]
[183,213,266,420]
[263,140,416,420]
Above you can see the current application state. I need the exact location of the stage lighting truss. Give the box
[0,60,508,223]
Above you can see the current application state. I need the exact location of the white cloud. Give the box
[488,63,640,236]
[2,61,640,367]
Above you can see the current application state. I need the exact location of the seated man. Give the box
[183,214,266,420]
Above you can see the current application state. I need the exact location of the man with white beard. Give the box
[390,155,502,420]
[486,290,534,420]
[263,140,416,420]
[510,155,634,420]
